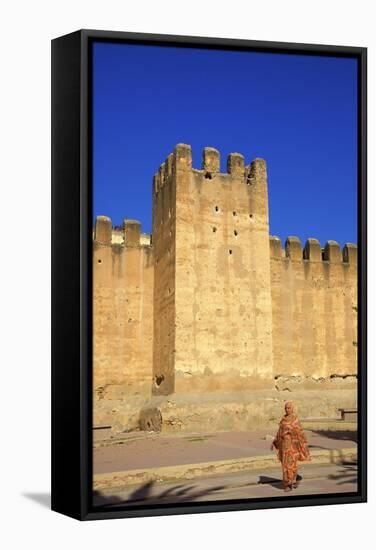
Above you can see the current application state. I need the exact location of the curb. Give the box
[93,447,357,490]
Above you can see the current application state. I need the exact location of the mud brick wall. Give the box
[93,217,153,398]
[270,236,357,379]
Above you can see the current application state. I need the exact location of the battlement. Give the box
[270,235,357,265]
[93,216,151,247]
[153,144,267,194]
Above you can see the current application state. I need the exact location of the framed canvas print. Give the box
[51,30,367,520]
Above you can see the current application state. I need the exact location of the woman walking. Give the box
[271,402,311,492]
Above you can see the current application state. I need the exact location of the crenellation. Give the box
[203,147,220,174]
[165,153,174,178]
[158,162,166,188]
[247,158,267,183]
[270,236,282,258]
[95,215,112,245]
[270,236,356,266]
[303,238,321,261]
[151,147,273,213]
[153,172,160,194]
[94,224,151,247]
[285,236,302,260]
[227,153,245,177]
[343,243,357,265]
[246,158,269,222]
[323,240,342,263]
[174,143,192,172]
[123,219,141,247]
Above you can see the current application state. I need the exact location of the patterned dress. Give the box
[273,413,310,489]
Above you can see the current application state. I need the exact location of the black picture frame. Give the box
[51,29,367,521]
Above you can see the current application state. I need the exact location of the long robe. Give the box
[273,413,310,488]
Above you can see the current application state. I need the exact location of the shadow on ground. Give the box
[327,461,358,486]
[258,473,303,491]
[93,480,227,508]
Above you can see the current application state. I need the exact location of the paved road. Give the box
[94,428,357,474]
[93,461,357,508]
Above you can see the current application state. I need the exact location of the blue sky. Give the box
[93,42,357,247]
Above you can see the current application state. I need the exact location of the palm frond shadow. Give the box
[93,480,227,508]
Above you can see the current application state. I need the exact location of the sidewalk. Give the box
[93,462,358,507]
[93,427,357,490]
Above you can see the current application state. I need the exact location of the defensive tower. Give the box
[152,144,274,396]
